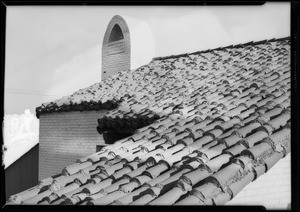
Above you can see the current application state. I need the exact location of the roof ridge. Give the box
[152,36,291,61]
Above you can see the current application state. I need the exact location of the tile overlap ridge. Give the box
[8,38,291,205]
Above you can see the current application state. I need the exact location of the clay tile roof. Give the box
[9,37,291,206]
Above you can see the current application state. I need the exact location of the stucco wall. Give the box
[226,153,291,209]
[38,110,108,180]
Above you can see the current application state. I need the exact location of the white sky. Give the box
[4,3,290,114]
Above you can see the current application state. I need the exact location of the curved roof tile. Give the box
[8,37,291,206]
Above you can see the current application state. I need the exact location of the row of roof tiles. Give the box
[35,38,290,118]
[7,38,291,206]
[97,41,290,131]
[7,108,290,205]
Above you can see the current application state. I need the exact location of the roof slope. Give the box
[35,37,289,117]
[11,37,291,205]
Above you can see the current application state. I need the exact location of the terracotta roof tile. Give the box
[8,37,291,206]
